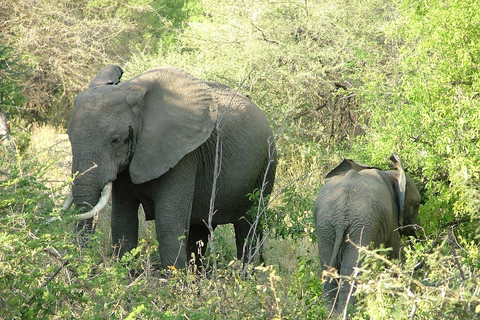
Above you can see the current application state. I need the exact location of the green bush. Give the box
[0,44,25,117]
[0,135,328,319]
[350,0,480,243]
[351,233,480,319]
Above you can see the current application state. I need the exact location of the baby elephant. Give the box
[314,154,421,314]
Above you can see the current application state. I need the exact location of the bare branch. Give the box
[250,21,280,45]
[447,227,466,281]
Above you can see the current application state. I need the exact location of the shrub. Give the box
[350,0,480,243]
[350,232,480,319]
[0,44,25,117]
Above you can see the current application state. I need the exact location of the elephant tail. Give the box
[328,227,346,268]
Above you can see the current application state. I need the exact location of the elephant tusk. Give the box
[75,182,112,221]
[62,192,74,210]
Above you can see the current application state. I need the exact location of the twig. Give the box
[204,123,222,279]
[449,80,472,86]
[203,68,256,276]
[41,260,69,288]
[21,247,70,317]
[328,281,340,319]
[242,136,276,267]
[447,227,465,281]
[441,216,477,228]
[75,163,98,180]
[409,301,417,320]
[41,247,70,287]
[250,21,280,45]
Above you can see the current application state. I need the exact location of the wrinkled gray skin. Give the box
[68,65,276,268]
[314,154,420,314]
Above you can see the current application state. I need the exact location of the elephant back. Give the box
[207,82,273,137]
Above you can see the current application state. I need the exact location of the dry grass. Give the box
[1,0,150,123]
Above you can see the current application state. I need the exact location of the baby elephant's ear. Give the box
[390,153,407,226]
[325,158,378,179]
[88,65,124,87]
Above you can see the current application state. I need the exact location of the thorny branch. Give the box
[41,247,70,287]
[21,247,70,317]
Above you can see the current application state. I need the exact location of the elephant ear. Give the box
[325,158,379,180]
[124,67,218,184]
[390,153,407,226]
[88,65,124,87]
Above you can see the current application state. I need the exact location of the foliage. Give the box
[0,127,326,319]
[350,0,480,243]
[2,0,480,318]
[351,231,480,319]
[0,44,25,117]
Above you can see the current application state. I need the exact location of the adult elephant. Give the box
[314,154,420,314]
[63,65,277,268]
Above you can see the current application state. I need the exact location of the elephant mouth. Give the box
[63,182,112,220]
[118,161,130,173]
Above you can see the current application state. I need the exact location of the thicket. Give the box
[1,0,479,318]
[0,0,199,124]
[352,0,480,237]
[348,1,480,317]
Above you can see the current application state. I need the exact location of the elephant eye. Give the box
[111,135,120,145]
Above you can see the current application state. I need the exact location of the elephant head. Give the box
[65,65,218,228]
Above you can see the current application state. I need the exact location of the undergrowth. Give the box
[352,231,480,319]
[1,126,479,319]
[0,128,324,319]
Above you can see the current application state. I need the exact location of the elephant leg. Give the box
[323,276,339,309]
[154,155,197,268]
[318,233,337,302]
[187,224,212,266]
[336,244,360,314]
[319,253,339,307]
[234,217,264,264]
[386,230,401,260]
[111,173,140,258]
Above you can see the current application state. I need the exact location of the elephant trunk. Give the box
[68,147,116,247]
[68,148,115,219]
[74,182,112,220]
